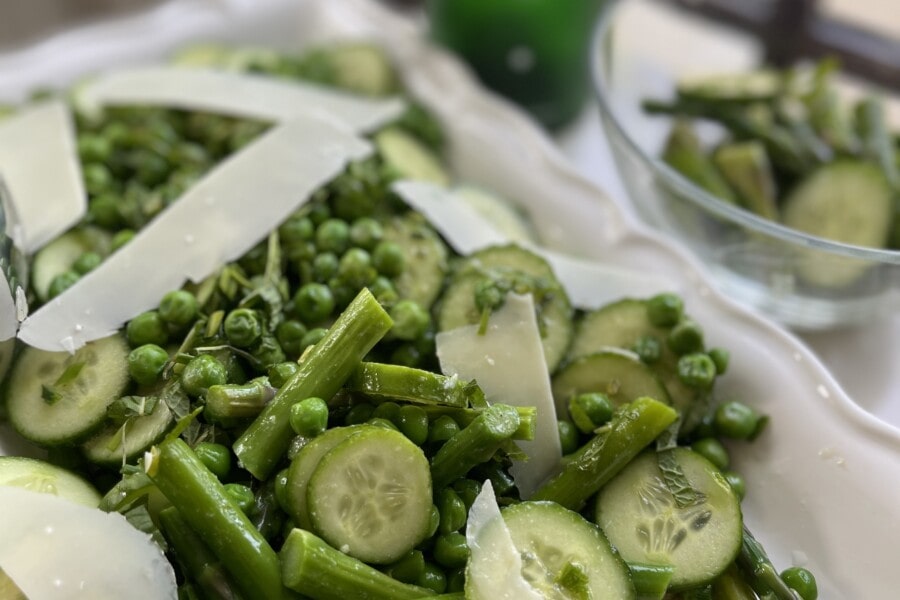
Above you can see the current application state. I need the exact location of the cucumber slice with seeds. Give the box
[594,448,742,590]
[7,334,130,446]
[307,425,432,565]
[551,350,671,417]
[30,226,111,302]
[82,397,174,466]
[375,127,449,186]
[467,500,635,600]
[381,213,449,310]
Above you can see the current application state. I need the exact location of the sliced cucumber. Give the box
[7,334,130,446]
[782,160,893,287]
[30,226,111,302]
[0,456,100,507]
[594,448,742,590]
[375,127,450,186]
[0,570,26,600]
[452,185,538,244]
[82,397,174,466]
[307,425,432,564]
[286,425,364,529]
[381,212,449,310]
[567,299,699,421]
[467,500,635,600]
[551,350,671,416]
[437,245,573,372]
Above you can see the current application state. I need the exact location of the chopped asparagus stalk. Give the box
[627,562,675,600]
[348,362,473,407]
[422,404,536,441]
[204,378,275,421]
[662,120,739,204]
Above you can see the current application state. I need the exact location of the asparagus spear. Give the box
[429,402,520,489]
[531,396,677,510]
[348,362,474,407]
[662,119,739,204]
[204,378,275,421]
[158,506,245,600]
[149,438,284,600]
[280,528,434,599]
[627,562,675,600]
[422,404,536,441]
[855,96,900,191]
[737,527,803,600]
[233,288,392,479]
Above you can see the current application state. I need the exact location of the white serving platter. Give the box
[0,1,897,597]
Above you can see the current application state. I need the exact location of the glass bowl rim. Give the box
[589,0,900,266]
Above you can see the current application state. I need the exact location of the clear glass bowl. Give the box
[591,0,900,330]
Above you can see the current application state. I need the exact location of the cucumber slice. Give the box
[437,245,573,372]
[594,448,742,590]
[551,350,671,416]
[452,186,538,244]
[307,426,432,564]
[286,425,365,529]
[567,299,699,421]
[6,334,130,446]
[375,127,450,186]
[82,397,174,466]
[467,500,635,600]
[0,570,25,600]
[0,456,100,507]
[325,44,399,97]
[30,226,112,302]
[782,160,893,287]
[381,212,449,310]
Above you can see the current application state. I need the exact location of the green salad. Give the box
[0,43,817,600]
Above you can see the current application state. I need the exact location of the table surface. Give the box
[555,103,900,430]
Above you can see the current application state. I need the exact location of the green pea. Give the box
[389,343,422,368]
[568,392,614,434]
[299,327,328,351]
[428,415,460,445]
[372,241,405,278]
[417,563,447,594]
[47,271,80,300]
[127,344,169,386]
[82,162,113,195]
[290,397,329,437]
[368,276,399,306]
[223,483,255,514]
[338,248,376,289]
[181,354,228,398]
[344,403,375,426]
[677,353,717,389]
[223,308,262,348]
[708,347,730,375]
[723,470,746,500]
[315,218,350,254]
[349,217,383,250]
[691,438,730,470]
[327,278,357,310]
[397,404,429,446]
[268,361,300,388]
[312,252,339,282]
[668,320,704,355]
[194,442,232,479]
[437,488,467,534]
[72,251,102,275]
[77,133,112,163]
[452,479,481,510]
[111,229,135,252]
[87,195,121,229]
[332,178,376,221]
[388,300,430,341]
[780,567,818,600]
[632,334,661,364]
[445,567,466,593]
[426,504,441,539]
[306,201,331,225]
[158,290,199,329]
[386,550,425,585]
[372,401,400,424]
[433,532,468,569]
[279,215,315,244]
[557,420,580,455]
[276,320,308,358]
[293,283,335,324]
[715,400,767,440]
[126,311,168,347]
[647,292,684,327]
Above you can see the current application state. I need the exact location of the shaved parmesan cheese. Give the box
[436,293,561,497]
[77,67,405,133]
[393,180,678,306]
[18,115,371,351]
[0,100,84,253]
[0,486,176,600]
[453,185,537,244]
[465,481,542,600]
